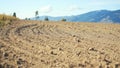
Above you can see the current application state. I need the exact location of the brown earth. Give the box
[0,20,120,68]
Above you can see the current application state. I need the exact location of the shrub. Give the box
[44,17,49,21]
[2,16,6,21]
[13,12,16,17]
[61,18,66,21]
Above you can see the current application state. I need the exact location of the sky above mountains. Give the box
[0,0,120,19]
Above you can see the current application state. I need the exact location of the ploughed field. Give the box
[0,20,120,68]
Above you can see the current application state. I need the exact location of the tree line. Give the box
[26,11,66,21]
[8,11,67,21]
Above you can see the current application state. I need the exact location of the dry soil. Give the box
[0,20,120,68]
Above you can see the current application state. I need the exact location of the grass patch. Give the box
[0,21,5,27]
[0,14,19,27]
[0,14,19,21]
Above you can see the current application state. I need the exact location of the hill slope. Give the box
[0,14,19,27]
[0,14,18,21]
[0,20,120,68]
[70,10,120,23]
[33,10,120,23]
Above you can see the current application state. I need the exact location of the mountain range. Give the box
[31,10,120,23]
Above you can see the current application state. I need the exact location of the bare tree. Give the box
[35,11,39,20]
[35,11,39,17]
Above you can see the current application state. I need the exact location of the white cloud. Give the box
[39,5,52,13]
[68,5,81,11]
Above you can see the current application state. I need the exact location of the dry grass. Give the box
[0,14,19,27]
[0,14,18,21]
[0,20,120,68]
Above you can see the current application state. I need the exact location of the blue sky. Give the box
[0,0,120,19]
